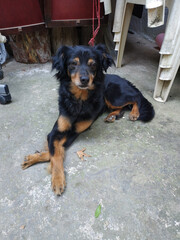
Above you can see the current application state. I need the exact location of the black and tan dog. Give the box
[22,45,155,195]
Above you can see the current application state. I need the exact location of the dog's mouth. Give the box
[78,84,89,89]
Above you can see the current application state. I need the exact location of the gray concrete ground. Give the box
[0,33,180,240]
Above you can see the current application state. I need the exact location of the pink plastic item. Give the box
[155,33,165,49]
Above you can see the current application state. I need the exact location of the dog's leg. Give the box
[49,114,78,195]
[75,120,93,133]
[105,98,140,122]
[104,98,125,123]
[129,102,140,121]
[47,116,71,195]
[50,138,66,196]
[104,109,123,123]
[22,151,50,169]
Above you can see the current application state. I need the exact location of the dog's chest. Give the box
[72,95,104,120]
[60,86,104,120]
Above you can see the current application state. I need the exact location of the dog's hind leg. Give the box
[22,151,50,169]
[129,102,140,121]
[104,109,124,123]
[105,98,140,122]
[104,99,125,123]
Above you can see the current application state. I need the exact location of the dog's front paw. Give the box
[52,171,66,196]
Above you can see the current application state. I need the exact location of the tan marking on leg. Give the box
[48,137,67,175]
[58,115,71,132]
[105,99,134,110]
[75,120,93,133]
[22,151,50,169]
[129,102,139,121]
[105,99,140,122]
[104,109,122,123]
[105,99,114,109]
[51,137,66,195]
[59,137,67,146]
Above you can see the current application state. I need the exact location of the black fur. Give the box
[48,44,154,153]
[23,44,155,195]
[104,74,155,122]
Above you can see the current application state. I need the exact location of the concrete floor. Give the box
[0,33,180,240]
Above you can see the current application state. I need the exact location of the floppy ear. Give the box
[94,44,115,72]
[52,46,70,75]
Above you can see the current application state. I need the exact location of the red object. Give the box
[45,0,104,28]
[0,0,105,34]
[51,0,101,21]
[0,0,44,32]
[88,0,101,46]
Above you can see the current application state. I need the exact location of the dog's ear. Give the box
[52,46,70,75]
[94,44,115,72]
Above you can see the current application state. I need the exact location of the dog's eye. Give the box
[89,62,97,70]
[69,61,78,70]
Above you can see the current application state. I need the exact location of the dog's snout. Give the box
[80,76,89,85]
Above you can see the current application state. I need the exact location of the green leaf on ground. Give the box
[95,204,101,218]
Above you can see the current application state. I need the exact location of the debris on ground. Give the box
[76,148,91,161]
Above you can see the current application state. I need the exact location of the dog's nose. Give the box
[80,76,89,85]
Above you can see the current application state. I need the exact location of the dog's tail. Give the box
[137,94,155,122]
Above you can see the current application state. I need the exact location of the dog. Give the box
[22,44,155,195]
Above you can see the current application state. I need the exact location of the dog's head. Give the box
[52,45,114,90]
